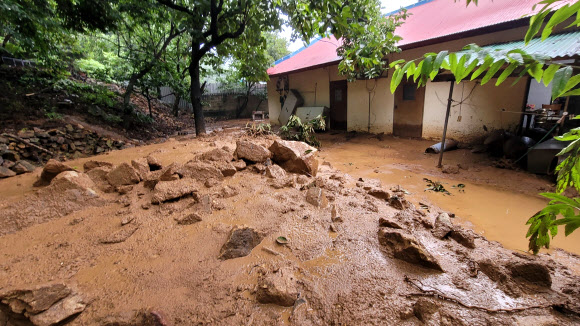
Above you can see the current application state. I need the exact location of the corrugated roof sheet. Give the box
[478,31,580,58]
[268,0,576,76]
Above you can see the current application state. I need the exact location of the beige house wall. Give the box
[423,78,527,142]
[268,26,532,140]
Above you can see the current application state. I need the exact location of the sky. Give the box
[281,0,420,52]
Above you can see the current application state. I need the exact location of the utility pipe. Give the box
[438,81,455,168]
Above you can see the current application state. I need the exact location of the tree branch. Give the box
[156,0,194,16]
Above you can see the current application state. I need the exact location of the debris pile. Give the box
[0,124,133,179]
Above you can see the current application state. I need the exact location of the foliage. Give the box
[245,122,272,137]
[526,118,580,254]
[280,115,326,148]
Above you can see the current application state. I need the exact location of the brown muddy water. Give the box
[318,133,580,255]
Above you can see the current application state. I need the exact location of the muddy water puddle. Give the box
[320,135,580,254]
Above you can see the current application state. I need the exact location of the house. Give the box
[266,0,580,142]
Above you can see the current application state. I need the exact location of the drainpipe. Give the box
[366,79,378,133]
[438,81,455,168]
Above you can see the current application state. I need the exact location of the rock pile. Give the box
[0,124,132,179]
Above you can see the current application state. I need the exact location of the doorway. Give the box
[330,80,348,130]
[393,81,425,138]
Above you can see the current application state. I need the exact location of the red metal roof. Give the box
[268,0,574,76]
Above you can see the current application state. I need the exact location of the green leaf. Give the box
[552,66,573,99]
[470,57,492,80]
[481,61,504,85]
[495,63,517,86]
[542,64,560,87]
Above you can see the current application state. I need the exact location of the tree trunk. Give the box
[123,77,137,113]
[145,88,153,118]
[189,58,206,135]
[172,93,181,117]
[2,34,12,48]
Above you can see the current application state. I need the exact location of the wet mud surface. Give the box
[0,127,579,325]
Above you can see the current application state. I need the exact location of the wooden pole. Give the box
[437,81,455,168]
[561,96,570,128]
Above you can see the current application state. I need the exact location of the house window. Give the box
[403,85,416,101]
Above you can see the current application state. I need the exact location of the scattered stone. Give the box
[432,213,453,239]
[121,216,135,226]
[220,185,239,198]
[11,160,35,174]
[106,163,141,187]
[329,223,340,233]
[179,161,223,182]
[204,178,221,188]
[441,165,460,174]
[232,160,246,171]
[449,229,475,249]
[413,298,439,323]
[305,187,328,208]
[296,175,310,185]
[117,185,134,195]
[197,194,213,214]
[269,140,319,176]
[2,159,15,169]
[175,213,202,225]
[0,166,16,178]
[141,203,151,210]
[159,163,182,181]
[86,167,115,193]
[34,159,74,186]
[0,283,71,314]
[29,294,86,326]
[214,162,237,177]
[270,177,296,189]
[234,140,271,163]
[102,309,169,326]
[331,204,342,222]
[378,217,404,229]
[367,187,390,200]
[508,262,552,288]
[256,267,299,307]
[266,164,286,179]
[218,226,263,260]
[151,179,197,204]
[478,259,521,297]
[83,160,113,172]
[250,163,267,174]
[356,178,382,190]
[146,154,163,171]
[198,148,234,162]
[389,196,411,210]
[100,225,139,244]
[131,158,150,179]
[378,228,443,272]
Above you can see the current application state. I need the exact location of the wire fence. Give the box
[1,57,36,67]
[159,83,267,110]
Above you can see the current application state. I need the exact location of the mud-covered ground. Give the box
[0,126,579,325]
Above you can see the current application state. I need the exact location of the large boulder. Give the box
[269,140,319,176]
[131,158,150,179]
[0,166,16,178]
[11,160,36,175]
[33,159,74,187]
[86,167,115,193]
[83,160,113,172]
[265,164,286,179]
[234,141,271,163]
[50,171,98,194]
[432,213,453,239]
[378,228,443,272]
[106,163,141,187]
[0,283,86,326]
[179,161,223,182]
[219,227,263,260]
[256,267,299,307]
[151,179,197,204]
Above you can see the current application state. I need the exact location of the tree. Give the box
[221,31,290,118]
[154,0,404,135]
[390,0,580,253]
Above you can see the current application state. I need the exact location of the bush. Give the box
[280,115,326,148]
